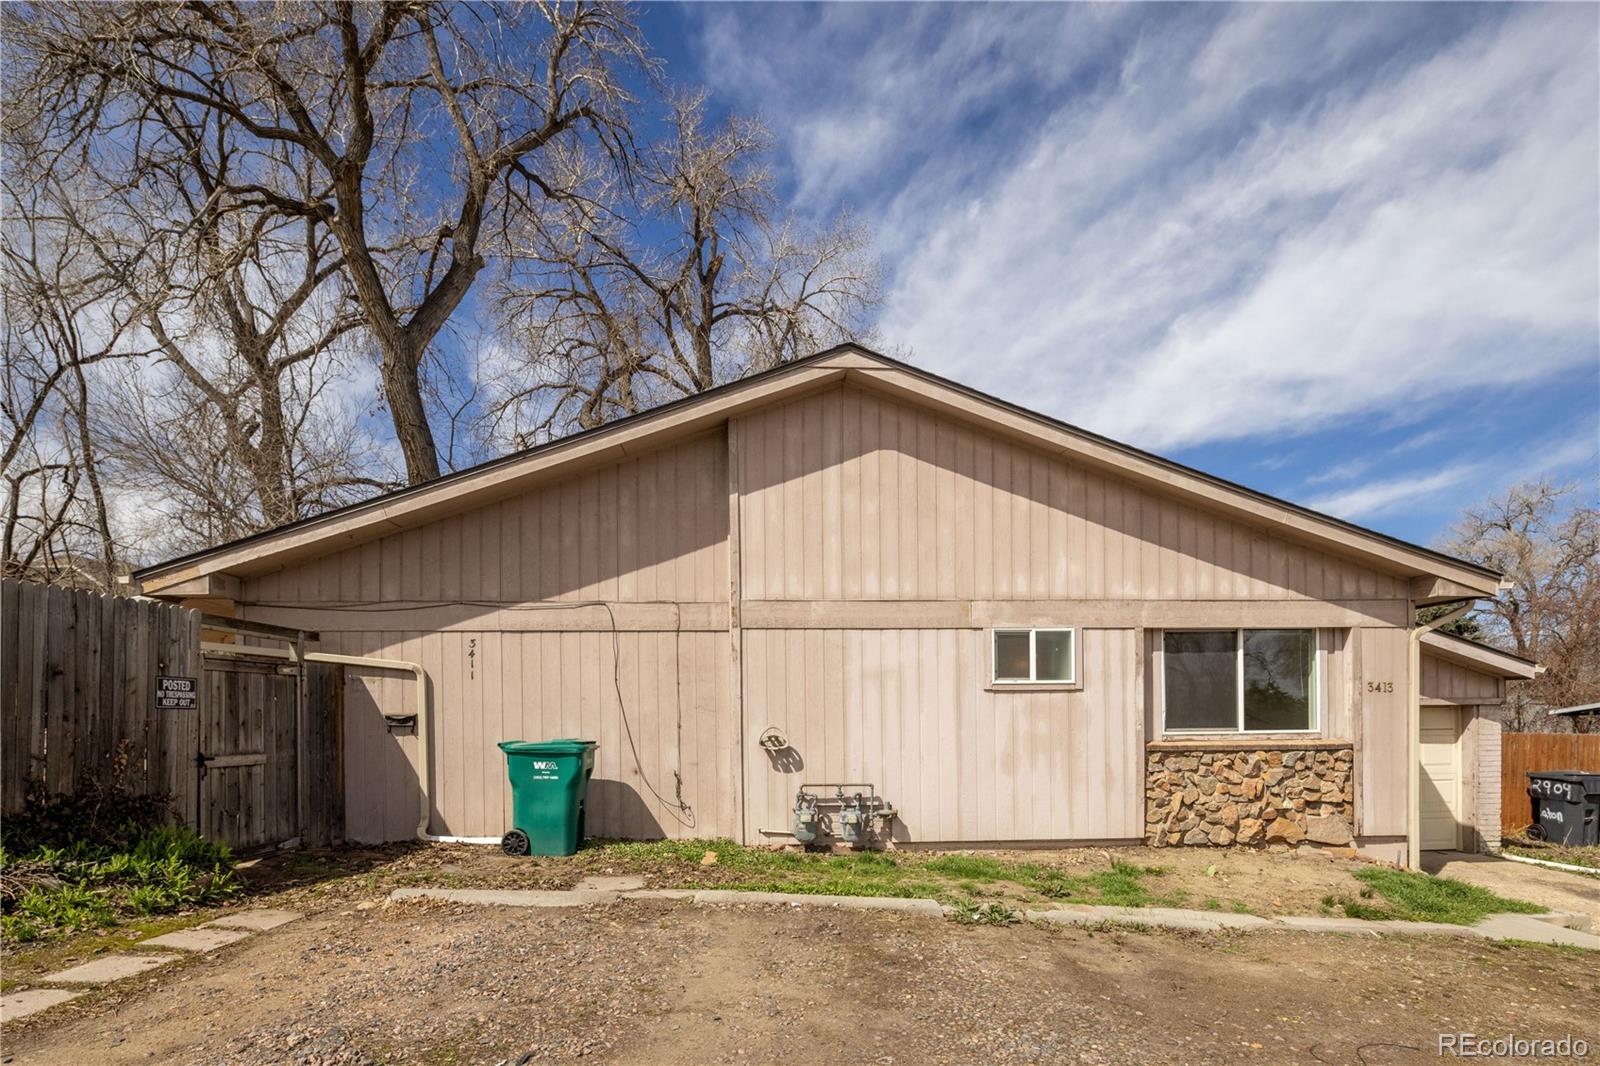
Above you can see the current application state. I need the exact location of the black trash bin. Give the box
[1526,771,1600,846]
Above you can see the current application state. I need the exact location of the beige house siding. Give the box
[742,627,1143,844]
[240,431,736,843]
[1356,627,1412,839]
[1419,653,1503,704]
[244,429,728,607]
[216,377,1459,845]
[733,385,1411,605]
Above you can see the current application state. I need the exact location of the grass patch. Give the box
[1320,868,1546,925]
[576,840,1178,909]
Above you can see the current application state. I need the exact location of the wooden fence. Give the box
[1501,732,1600,836]
[1,577,344,848]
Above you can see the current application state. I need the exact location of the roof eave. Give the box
[133,343,1504,598]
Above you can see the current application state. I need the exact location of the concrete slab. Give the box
[1026,908,1250,934]
[382,885,1595,950]
[575,875,646,892]
[205,908,303,932]
[1273,917,1387,937]
[390,888,620,907]
[1104,905,1275,930]
[1476,914,1600,949]
[2,988,82,1023]
[140,926,251,952]
[42,954,177,985]
[689,890,944,917]
[620,888,697,901]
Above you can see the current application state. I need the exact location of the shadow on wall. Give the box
[586,778,667,840]
[763,744,805,774]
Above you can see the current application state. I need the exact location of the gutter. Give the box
[1407,599,1474,870]
[200,642,493,845]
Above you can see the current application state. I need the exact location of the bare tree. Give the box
[1441,480,1600,732]
[108,99,381,532]
[12,0,647,484]
[491,94,881,442]
[1,172,153,587]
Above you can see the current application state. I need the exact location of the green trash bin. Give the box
[498,739,598,856]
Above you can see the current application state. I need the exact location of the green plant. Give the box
[1,914,41,943]
[1,817,239,946]
[950,900,1020,925]
[1326,868,1546,925]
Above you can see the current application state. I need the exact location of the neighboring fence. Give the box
[1500,732,1600,836]
[1,577,344,848]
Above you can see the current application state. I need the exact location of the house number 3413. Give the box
[1366,680,1394,693]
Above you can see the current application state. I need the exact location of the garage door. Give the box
[1420,707,1462,850]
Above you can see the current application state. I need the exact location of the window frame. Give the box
[990,627,1077,686]
[1159,627,1322,736]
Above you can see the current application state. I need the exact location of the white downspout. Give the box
[1406,600,1474,870]
[201,642,497,845]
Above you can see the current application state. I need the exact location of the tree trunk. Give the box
[380,337,443,483]
[251,370,296,529]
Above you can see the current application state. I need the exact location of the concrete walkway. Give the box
[1423,850,1600,925]
[389,886,1600,949]
[0,908,302,1025]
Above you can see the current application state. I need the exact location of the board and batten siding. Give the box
[741,628,1143,843]
[1356,627,1411,838]
[732,384,1410,605]
[314,629,738,844]
[239,431,735,842]
[1419,654,1504,704]
[245,430,728,609]
[225,381,1426,846]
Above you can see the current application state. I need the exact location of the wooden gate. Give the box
[4,577,346,849]
[197,655,300,849]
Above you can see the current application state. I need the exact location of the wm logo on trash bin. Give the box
[532,760,557,770]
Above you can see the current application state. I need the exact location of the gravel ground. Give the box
[5,897,1596,1065]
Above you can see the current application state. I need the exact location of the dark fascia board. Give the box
[134,341,1502,588]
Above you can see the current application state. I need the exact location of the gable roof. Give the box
[1420,631,1540,680]
[134,343,1504,598]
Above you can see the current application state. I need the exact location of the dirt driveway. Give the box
[5,898,1597,1066]
[1423,851,1600,924]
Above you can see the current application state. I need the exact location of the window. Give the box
[992,628,1075,684]
[1162,629,1318,733]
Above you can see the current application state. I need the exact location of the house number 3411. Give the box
[1366,680,1394,693]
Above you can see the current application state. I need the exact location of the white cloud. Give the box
[693,6,1600,453]
[1305,465,1481,520]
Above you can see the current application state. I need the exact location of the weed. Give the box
[2,815,238,946]
[950,900,1020,925]
[1489,939,1593,956]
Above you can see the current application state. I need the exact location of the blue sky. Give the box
[630,2,1599,547]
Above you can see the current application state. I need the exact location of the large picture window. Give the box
[1163,629,1318,733]
[992,628,1075,684]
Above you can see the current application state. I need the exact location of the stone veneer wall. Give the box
[1145,744,1355,848]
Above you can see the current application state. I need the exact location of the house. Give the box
[132,344,1539,866]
